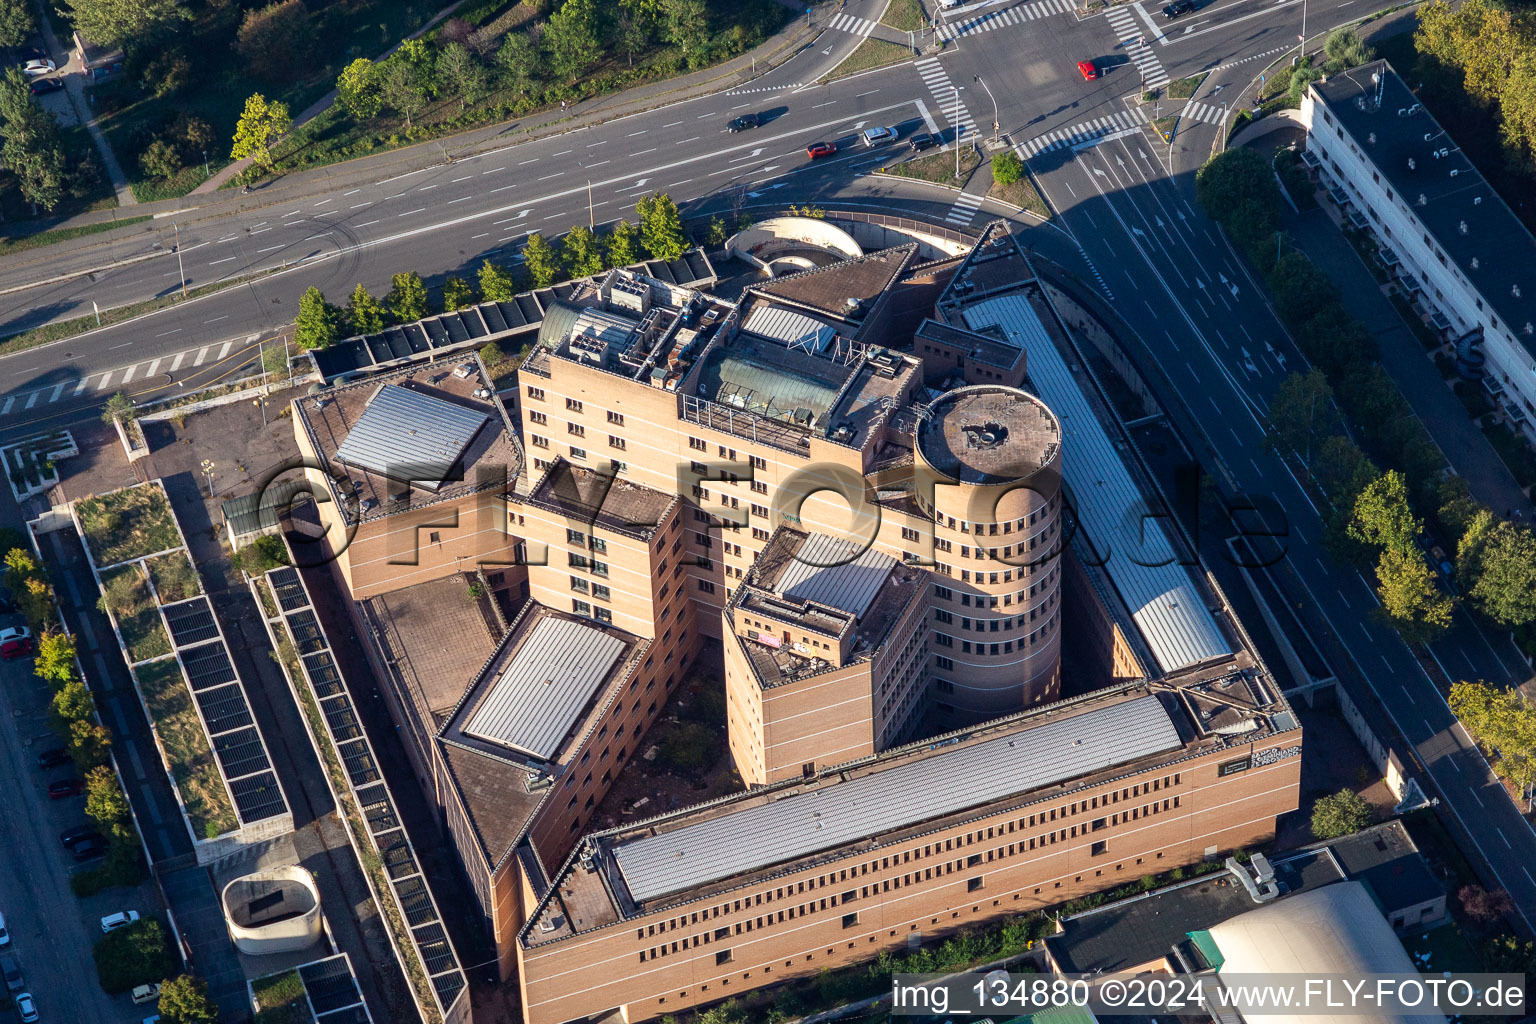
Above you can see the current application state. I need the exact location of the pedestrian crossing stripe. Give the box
[1014,106,1151,157]
[1100,5,1170,89]
[946,191,987,223]
[935,0,1075,38]
[915,58,980,134]
[829,12,876,34]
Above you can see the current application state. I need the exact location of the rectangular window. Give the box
[592,560,609,578]
[527,386,544,401]
[572,599,592,615]
[698,580,716,594]
[568,423,585,437]
[1091,840,1107,857]
[842,913,858,929]
[967,877,984,892]
[901,527,919,541]
[528,410,547,425]
[570,576,589,593]
[567,529,586,545]
[751,480,768,494]
[530,434,548,448]
[591,538,607,555]
[715,949,733,966]
[608,410,625,425]
[566,398,583,412]
[689,437,707,451]
[610,435,626,450]
[594,607,613,624]
[569,446,587,460]
[593,584,611,601]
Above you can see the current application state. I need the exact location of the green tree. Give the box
[1309,788,1371,839]
[1267,368,1337,461]
[0,68,67,211]
[1415,0,1536,108]
[543,0,601,80]
[0,0,37,48]
[395,38,440,97]
[1287,56,1322,104]
[478,258,519,300]
[702,215,728,247]
[34,629,78,686]
[68,717,112,769]
[293,286,341,350]
[234,0,316,84]
[992,150,1023,187]
[100,392,134,425]
[436,42,486,115]
[345,283,386,334]
[606,219,642,266]
[1450,679,1536,806]
[386,271,429,322]
[337,58,383,121]
[138,138,182,180]
[661,0,710,67]
[84,764,132,834]
[563,224,605,276]
[63,0,187,48]
[1375,546,1454,641]
[1194,147,1279,249]
[52,678,95,726]
[636,192,687,261]
[92,918,176,994]
[495,30,543,96]
[1466,521,1536,626]
[380,55,429,131]
[1322,27,1372,71]
[523,232,562,287]
[229,93,291,169]
[158,975,219,1024]
[1349,470,1419,551]
[442,275,477,310]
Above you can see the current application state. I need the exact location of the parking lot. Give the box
[0,608,159,1023]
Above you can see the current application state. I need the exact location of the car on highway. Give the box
[100,910,140,933]
[72,835,108,861]
[61,825,101,847]
[1077,59,1098,80]
[28,77,62,95]
[0,952,21,992]
[0,625,34,659]
[806,141,837,159]
[860,125,898,147]
[36,747,69,770]
[47,777,82,799]
[20,58,54,77]
[907,132,936,152]
[727,113,759,132]
[1161,0,1196,16]
[15,992,37,1023]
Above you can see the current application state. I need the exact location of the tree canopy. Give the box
[1310,788,1371,840]
[63,0,187,48]
[637,192,687,261]
[230,93,291,169]
[1349,470,1419,552]
[293,287,340,350]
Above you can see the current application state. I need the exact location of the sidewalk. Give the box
[1285,205,1533,517]
[15,0,824,243]
[31,3,134,206]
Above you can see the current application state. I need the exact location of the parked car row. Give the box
[0,914,37,1021]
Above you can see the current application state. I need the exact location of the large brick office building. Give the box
[289,221,1301,1023]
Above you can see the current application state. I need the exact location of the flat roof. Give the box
[749,245,915,323]
[773,532,898,618]
[1310,62,1536,362]
[333,383,489,491]
[1326,822,1442,915]
[963,294,1231,674]
[524,460,677,541]
[463,616,628,760]
[610,694,1181,903]
[916,384,1061,485]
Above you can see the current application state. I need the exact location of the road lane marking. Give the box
[170,352,184,372]
[258,244,284,253]
[449,196,471,203]
[356,220,379,227]
[453,175,472,182]
[209,256,236,265]
[398,208,425,217]
[217,341,233,360]
[121,364,137,383]
[538,172,562,180]
[145,359,161,377]
[97,371,113,388]
[628,130,648,136]
[491,184,517,192]
[193,347,210,366]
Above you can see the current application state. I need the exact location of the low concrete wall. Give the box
[222,865,323,955]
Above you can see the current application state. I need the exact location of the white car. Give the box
[16,992,37,1023]
[937,0,962,8]
[0,910,9,947]
[99,910,140,933]
[861,125,899,147]
[21,59,55,78]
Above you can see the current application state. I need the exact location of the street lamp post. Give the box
[202,149,209,179]
[973,75,999,144]
[200,459,215,498]
[1295,0,1308,67]
[173,222,187,299]
[953,84,964,177]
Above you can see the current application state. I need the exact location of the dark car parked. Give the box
[1162,0,1196,17]
[727,113,759,132]
[72,836,108,861]
[908,132,937,153]
[47,777,82,799]
[36,747,70,770]
[28,77,62,95]
[61,826,103,848]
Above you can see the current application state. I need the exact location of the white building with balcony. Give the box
[1298,60,1536,439]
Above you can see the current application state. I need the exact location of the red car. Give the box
[0,625,33,660]
[48,777,83,799]
[806,141,837,159]
[1077,60,1098,80]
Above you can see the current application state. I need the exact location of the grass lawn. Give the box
[825,37,913,81]
[882,146,980,187]
[1152,116,1177,140]
[990,171,1050,219]
[0,216,151,259]
[252,969,313,1024]
[1168,73,1207,100]
[881,0,926,32]
[1404,923,1484,974]
[98,565,172,664]
[145,551,202,604]
[134,658,238,839]
[76,484,180,567]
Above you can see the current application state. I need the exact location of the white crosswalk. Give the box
[935,0,1075,39]
[829,11,876,34]
[3,335,258,417]
[915,57,978,141]
[1181,100,1226,126]
[1015,107,1149,157]
[946,190,987,225]
[1104,5,1169,89]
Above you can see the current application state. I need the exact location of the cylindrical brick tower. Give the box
[913,385,1064,716]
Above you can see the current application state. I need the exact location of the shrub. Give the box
[1310,787,1371,839]
[93,919,177,993]
[992,150,1023,187]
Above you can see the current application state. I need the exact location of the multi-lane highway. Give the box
[4,0,1535,924]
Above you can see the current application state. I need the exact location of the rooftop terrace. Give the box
[915,384,1061,486]
[521,459,678,542]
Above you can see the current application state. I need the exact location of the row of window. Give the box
[932,613,1055,654]
[933,587,1059,631]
